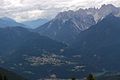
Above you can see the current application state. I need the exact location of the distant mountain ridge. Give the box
[22,18,49,29]
[36,4,120,44]
[0,17,26,28]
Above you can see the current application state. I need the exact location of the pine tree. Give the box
[71,77,76,80]
[0,73,2,80]
[87,74,95,80]
[4,75,8,80]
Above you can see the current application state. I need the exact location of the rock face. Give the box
[36,10,95,44]
[86,4,120,22]
[72,14,120,52]
[36,4,120,44]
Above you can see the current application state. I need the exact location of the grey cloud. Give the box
[0,0,119,21]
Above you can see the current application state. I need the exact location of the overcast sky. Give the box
[0,0,120,22]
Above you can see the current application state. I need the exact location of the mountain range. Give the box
[0,4,120,80]
[36,4,120,44]
[0,14,120,80]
